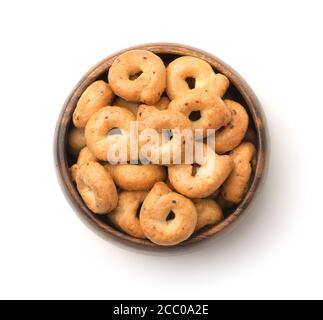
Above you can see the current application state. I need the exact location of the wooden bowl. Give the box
[54,43,267,248]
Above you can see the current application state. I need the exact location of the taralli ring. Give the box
[168,89,231,136]
[68,127,86,155]
[221,142,256,204]
[85,106,136,161]
[194,199,224,231]
[109,191,147,239]
[168,144,233,198]
[212,99,249,154]
[105,163,166,191]
[70,147,96,181]
[73,80,114,128]
[75,161,118,214]
[138,105,191,164]
[166,56,229,100]
[140,182,197,246]
[108,50,166,105]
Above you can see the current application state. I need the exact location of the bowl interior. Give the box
[56,44,266,248]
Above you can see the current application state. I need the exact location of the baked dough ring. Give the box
[140,182,197,246]
[193,199,224,231]
[73,80,114,128]
[168,89,231,136]
[108,50,166,105]
[213,99,249,154]
[166,56,229,100]
[221,142,256,204]
[105,164,166,191]
[75,161,118,214]
[168,144,233,198]
[68,127,86,155]
[70,147,96,181]
[85,106,136,161]
[109,191,147,239]
[114,95,170,115]
[138,105,191,164]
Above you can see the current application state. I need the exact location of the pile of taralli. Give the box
[68,49,257,246]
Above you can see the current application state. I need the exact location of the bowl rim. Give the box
[54,42,267,248]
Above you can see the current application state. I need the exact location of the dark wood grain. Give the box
[54,43,267,249]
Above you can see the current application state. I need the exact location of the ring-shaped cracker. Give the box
[168,89,231,136]
[168,144,233,198]
[85,106,136,161]
[138,105,191,164]
[73,80,114,128]
[68,127,86,155]
[221,142,256,204]
[109,191,147,239]
[75,161,118,214]
[166,56,229,100]
[105,164,166,191]
[70,147,96,181]
[140,182,197,246]
[212,99,249,154]
[193,199,224,231]
[108,50,166,105]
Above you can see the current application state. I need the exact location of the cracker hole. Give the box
[129,71,143,80]
[185,77,196,89]
[108,128,122,136]
[191,164,201,176]
[217,126,225,134]
[189,110,201,121]
[166,211,175,221]
[163,129,173,141]
[136,203,143,219]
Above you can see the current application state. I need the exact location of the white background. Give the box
[0,0,322,300]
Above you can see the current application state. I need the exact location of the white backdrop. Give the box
[0,0,322,300]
